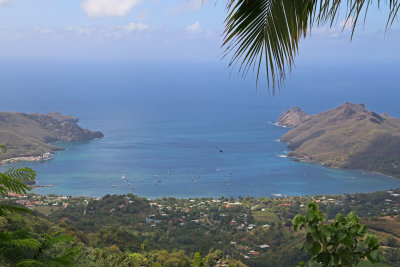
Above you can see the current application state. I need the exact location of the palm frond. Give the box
[223,0,317,92]
[223,0,399,92]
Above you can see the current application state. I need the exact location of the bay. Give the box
[1,60,400,198]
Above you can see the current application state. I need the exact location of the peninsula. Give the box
[279,103,400,178]
[0,111,103,162]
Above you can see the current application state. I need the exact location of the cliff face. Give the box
[280,103,400,178]
[277,107,310,127]
[0,111,103,160]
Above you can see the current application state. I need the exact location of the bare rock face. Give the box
[277,107,310,128]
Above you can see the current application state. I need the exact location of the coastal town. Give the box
[4,188,400,265]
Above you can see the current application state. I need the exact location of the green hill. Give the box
[0,111,103,160]
[280,102,400,177]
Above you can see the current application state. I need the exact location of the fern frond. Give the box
[41,232,75,250]
[0,174,30,197]
[5,167,37,182]
[0,204,31,216]
[42,246,80,266]
[0,232,40,250]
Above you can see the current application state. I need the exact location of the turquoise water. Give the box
[1,60,400,198]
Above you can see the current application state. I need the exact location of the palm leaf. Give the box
[223,0,399,92]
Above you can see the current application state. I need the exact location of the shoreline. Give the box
[0,154,53,165]
[286,154,400,180]
[15,185,400,200]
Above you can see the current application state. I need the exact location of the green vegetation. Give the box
[3,187,400,266]
[0,166,79,266]
[293,203,382,266]
[281,103,400,178]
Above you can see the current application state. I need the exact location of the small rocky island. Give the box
[277,107,310,127]
[0,111,103,161]
[279,103,400,178]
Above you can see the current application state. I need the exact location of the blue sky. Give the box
[0,0,399,65]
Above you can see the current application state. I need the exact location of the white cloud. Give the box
[35,27,53,34]
[186,21,201,33]
[81,0,144,17]
[67,25,95,35]
[312,18,355,38]
[0,0,9,5]
[123,22,149,32]
[167,0,204,15]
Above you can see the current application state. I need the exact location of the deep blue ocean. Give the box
[1,59,400,198]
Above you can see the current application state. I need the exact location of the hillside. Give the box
[0,111,103,160]
[280,102,400,177]
[4,189,400,266]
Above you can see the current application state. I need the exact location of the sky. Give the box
[0,0,399,65]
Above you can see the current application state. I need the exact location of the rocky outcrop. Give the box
[0,111,103,160]
[277,107,310,127]
[23,113,103,142]
[280,103,400,178]
[46,111,79,123]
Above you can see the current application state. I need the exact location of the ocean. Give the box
[1,59,400,198]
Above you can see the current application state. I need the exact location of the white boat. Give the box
[41,152,53,161]
[121,176,126,179]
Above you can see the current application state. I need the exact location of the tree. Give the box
[223,0,400,92]
[0,147,79,266]
[292,202,383,267]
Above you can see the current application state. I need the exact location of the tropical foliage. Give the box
[293,202,383,267]
[223,0,400,91]
[0,159,79,266]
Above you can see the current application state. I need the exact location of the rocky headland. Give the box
[276,107,310,127]
[0,111,103,161]
[279,102,400,178]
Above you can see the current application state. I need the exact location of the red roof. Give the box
[279,203,291,206]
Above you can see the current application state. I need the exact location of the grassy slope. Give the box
[0,111,102,160]
[281,103,400,177]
